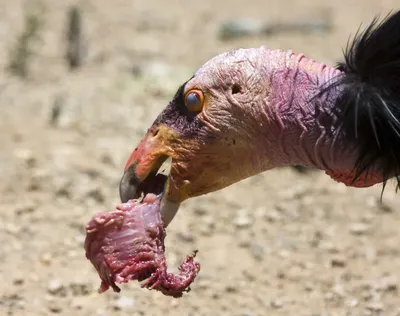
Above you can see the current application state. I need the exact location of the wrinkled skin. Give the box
[120,48,287,224]
[119,45,384,226]
[159,57,273,202]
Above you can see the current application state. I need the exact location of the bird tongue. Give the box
[84,193,200,297]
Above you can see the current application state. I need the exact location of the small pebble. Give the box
[276,202,300,219]
[14,202,36,215]
[40,253,53,265]
[233,209,252,228]
[365,301,384,312]
[378,201,394,213]
[13,277,24,286]
[48,304,62,313]
[4,223,20,234]
[69,281,91,296]
[383,277,398,292]
[199,215,215,236]
[0,293,24,308]
[332,283,346,297]
[131,64,143,77]
[349,223,370,235]
[250,242,264,261]
[263,208,281,222]
[113,296,135,310]
[304,282,314,291]
[347,298,359,307]
[225,285,237,293]
[309,230,323,248]
[177,228,195,243]
[170,299,179,307]
[365,247,377,262]
[219,19,263,40]
[270,297,283,308]
[194,207,207,216]
[319,241,340,253]
[330,255,347,268]
[54,178,72,198]
[275,233,297,250]
[278,249,290,258]
[195,279,210,290]
[70,297,85,309]
[242,270,256,282]
[365,196,378,208]
[324,292,334,301]
[14,148,36,167]
[47,279,67,297]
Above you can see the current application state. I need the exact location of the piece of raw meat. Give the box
[84,193,200,298]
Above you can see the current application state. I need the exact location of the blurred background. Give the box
[1,0,400,315]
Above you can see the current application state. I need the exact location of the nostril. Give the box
[153,129,160,137]
[232,84,241,94]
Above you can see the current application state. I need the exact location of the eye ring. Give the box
[184,90,204,112]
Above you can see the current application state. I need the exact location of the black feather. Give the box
[329,10,400,192]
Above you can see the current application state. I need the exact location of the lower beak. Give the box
[119,126,181,227]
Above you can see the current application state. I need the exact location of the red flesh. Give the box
[84,194,200,298]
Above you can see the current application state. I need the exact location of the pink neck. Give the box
[260,50,382,187]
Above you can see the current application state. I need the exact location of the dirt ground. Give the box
[1,0,400,315]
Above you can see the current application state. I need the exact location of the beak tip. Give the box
[119,167,139,203]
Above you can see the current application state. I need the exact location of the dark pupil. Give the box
[186,92,200,108]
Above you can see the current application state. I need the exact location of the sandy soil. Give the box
[1,0,400,315]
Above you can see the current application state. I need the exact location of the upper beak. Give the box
[119,125,181,227]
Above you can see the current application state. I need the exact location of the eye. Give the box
[184,90,204,112]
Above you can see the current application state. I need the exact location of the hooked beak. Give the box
[119,125,182,227]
